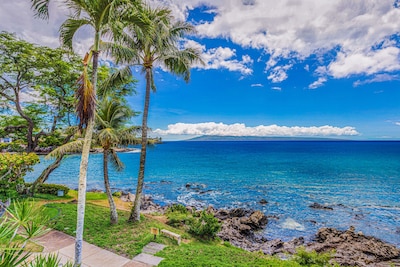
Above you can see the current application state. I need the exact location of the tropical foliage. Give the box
[0,153,39,197]
[0,199,73,266]
[0,32,81,152]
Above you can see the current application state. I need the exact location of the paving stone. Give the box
[122,260,152,267]
[83,248,130,267]
[132,253,164,266]
[142,242,166,255]
[33,230,75,252]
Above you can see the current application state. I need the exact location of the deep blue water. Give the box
[26,141,400,246]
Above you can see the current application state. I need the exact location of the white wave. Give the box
[282,218,305,231]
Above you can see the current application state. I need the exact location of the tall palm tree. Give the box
[113,4,203,222]
[32,1,132,266]
[95,96,137,224]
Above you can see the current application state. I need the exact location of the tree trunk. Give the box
[128,67,151,222]
[103,149,118,224]
[74,47,99,267]
[29,154,64,196]
[14,88,36,152]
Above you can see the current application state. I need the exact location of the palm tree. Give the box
[113,4,203,222]
[32,1,132,265]
[95,96,137,224]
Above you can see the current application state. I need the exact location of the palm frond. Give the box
[59,18,92,50]
[30,0,50,19]
[100,40,139,64]
[46,139,84,159]
[163,47,204,82]
[97,66,135,98]
[109,148,124,171]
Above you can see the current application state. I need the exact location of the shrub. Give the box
[112,191,122,197]
[166,204,188,214]
[293,246,336,266]
[188,210,221,240]
[33,184,70,196]
[166,204,191,227]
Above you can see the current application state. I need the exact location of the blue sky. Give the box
[1,0,400,140]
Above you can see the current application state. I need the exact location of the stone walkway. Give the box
[31,230,166,267]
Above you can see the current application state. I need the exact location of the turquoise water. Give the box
[26,141,400,246]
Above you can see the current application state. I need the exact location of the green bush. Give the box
[33,184,70,196]
[166,204,188,214]
[293,246,337,266]
[166,212,193,228]
[166,204,191,227]
[188,210,221,240]
[112,191,122,197]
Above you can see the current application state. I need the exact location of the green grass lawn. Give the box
[43,202,304,266]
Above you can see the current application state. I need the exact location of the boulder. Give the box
[308,227,400,266]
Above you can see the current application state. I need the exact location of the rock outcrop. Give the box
[307,227,400,266]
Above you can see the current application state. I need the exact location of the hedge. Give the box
[26,183,70,196]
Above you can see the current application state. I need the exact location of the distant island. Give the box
[185,135,350,141]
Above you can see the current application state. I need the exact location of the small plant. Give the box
[188,210,221,240]
[166,204,191,227]
[166,204,188,214]
[293,246,336,266]
[112,191,122,197]
[23,253,73,267]
[0,199,68,266]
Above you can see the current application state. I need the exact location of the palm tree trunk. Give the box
[103,149,118,224]
[75,45,99,267]
[74,118,93,267]
[129,67,151,222]
[29,154,64,196]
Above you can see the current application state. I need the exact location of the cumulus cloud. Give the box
[162,0,400,81]
[267,64,292,83]
[328,47,400,78]
[0,0,93,55]
[154,122,359,137]
[184,40,253,75]
[308,77,327,89]
[4,0,400,82]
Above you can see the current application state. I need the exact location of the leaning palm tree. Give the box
[112,4,203,222]
[95,96,137,224]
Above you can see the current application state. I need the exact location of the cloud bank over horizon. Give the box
[154,122,360,137]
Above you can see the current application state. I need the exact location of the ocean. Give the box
[25,141,400,246]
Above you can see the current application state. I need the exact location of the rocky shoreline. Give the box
[120,193,400,267]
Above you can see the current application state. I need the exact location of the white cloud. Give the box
[267,64,292,83]
[3,0,400,81]
[328,47,400,78]
[395,122,400,126]
[353,73,400,87]
[163,0,400,80]
[155,122,359,137]
[251,83,263,87]
[184,40,253,75]
[308,77,327,89]
[271,86,281,91]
